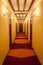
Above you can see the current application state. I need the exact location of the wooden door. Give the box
[19,23,23,32]
[30,17,32,44]
[9,16,12,48]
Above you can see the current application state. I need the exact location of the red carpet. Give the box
[3,32,41,65]
[10,43,32,49]
[3,56,41,65]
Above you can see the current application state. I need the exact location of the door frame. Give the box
[19,23,23,32]
[30,16,32,45]
[9,15,12,48]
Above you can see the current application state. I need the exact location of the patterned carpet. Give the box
[3,32,41,65]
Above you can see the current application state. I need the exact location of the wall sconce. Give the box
[2,5,9,16]
[3,6,6,16]
[33,8,39,17]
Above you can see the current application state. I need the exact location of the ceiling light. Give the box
[20,14,22,17]
[23,14,26,17]
[17,14,19,17]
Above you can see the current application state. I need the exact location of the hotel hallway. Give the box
[0,0,43,65]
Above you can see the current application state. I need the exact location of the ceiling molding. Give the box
[23,0,26,10]
[8,0,34,12]
[15,13,27,20]
[14,11,29,14]
[8,0,15,11]
[17,0,19,10]
[28,0,34,11]
[8,0,34,20]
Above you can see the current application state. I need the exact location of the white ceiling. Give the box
[11,0,18,10]
[25,0,32,10]
[8,0,34,20]
[19,0,25,10]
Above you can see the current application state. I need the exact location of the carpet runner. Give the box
[3,32,41,65]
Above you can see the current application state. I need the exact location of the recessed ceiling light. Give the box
[23,14,26,17]
[17,14,19,17]
[20,14,23,17]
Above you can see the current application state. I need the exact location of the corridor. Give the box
[0,0,43,65]
[3,32,41,65]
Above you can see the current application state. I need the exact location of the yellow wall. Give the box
[0,1,9,65]
[28,21,30,43]
[32,0,43,64]
[0,0,17,64]
[12,20,16,43]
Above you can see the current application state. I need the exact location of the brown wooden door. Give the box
[9,16,12,48]
[30,18,32,44]
[19,23,23,32]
